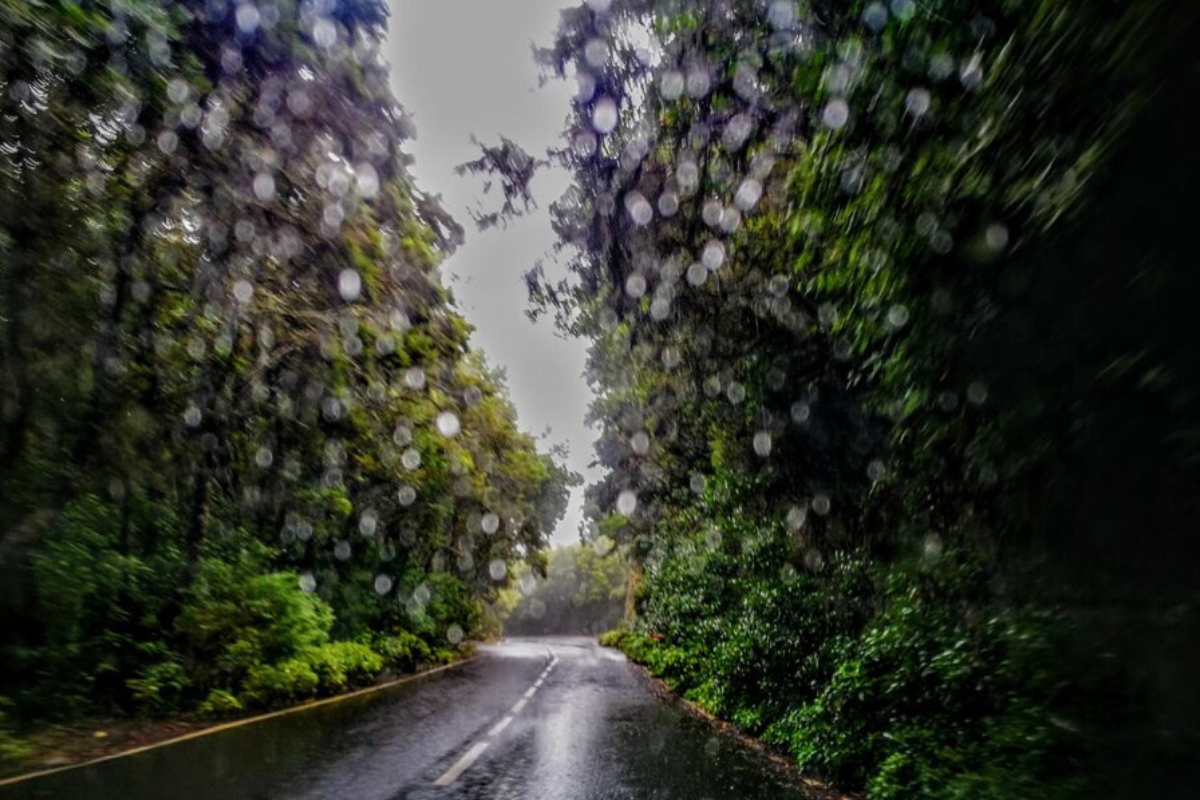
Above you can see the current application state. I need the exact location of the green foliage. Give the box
[125,648,191,716]
[196,689,242,718]
[530,0,1198,794]
[239,659,320,710]
[0,0,574,738]
[0,697,30,767]
[596,629,627,649]
[304,642,384,696]
[177,543,333,692]
[372,631,432,673]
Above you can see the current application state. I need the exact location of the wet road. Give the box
[1,637,813,799]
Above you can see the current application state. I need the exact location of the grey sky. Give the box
[386,1,598,546]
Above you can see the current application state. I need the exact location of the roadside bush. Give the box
[597,629,627,648]
[239,658,320,709]
[197,689,243,717]
[28,493,183,714]
[125,647,191,715]
[772,566,1070,796]
[373,631,432,673]
[0,697,29,767]
[305,642,384,695]
[177,540,333,691]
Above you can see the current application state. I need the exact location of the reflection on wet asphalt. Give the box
[1,637,813,799]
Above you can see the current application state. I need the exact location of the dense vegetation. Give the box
[498,543,626,635]
[0,0,574,755]
[506,0,1199,796]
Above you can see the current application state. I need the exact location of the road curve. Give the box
[1,636,815,799]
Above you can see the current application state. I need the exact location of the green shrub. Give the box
[197,689,243,717]
[177,541,333,691]
[0,697,30,767]
[239,659,319,709]
[304,642,384,695]
[125,651,191,715]
[373,631,431,672]
[776,568,1068,796]
[597,629,627,648]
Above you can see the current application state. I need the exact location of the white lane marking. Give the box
[433,742,489,786]
[433,654,557,786]
[488,715,514,737]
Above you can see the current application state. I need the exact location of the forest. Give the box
[0,0,575,768]
[4,0,1200,797]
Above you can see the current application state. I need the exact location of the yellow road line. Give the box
[0,657,475,789]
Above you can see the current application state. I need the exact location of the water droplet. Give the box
[481,513,501,534]
[630,431,650,455]
[702,199,724,228]
[812,494,831,516]
[702,240,726,270]
[401,448,421,471]
[592,97,618,134]
[735,179,763,211]
[923,534,944,561]
[359,509,378,536]
[822,99,850,130]
[967,381,989,405]
[404,367,426,390]
[436,411,461,437]
[616,489,638,516]
[626,192,652,226]
[584,38,608,68]
[625,273,647,299]
[355,162,379,198]
[374,574,393,595]
[661,70,685,101]
[690,473,707,494]
[863,2,889,32]
[232,279,254,305]
[677,160,700,192]
[312,17,337,48]
[658,191,680,217]
[791,401,811,424]
[753,431,773,456]
[722,114,753,151]
[183,404,202,428]
[685,67,711,99]
[255,446,274,468]
[787,506,807,530]
[299,572,317,593]
[446,624,464,645]
[767,0,797,30]
[960,54,984,90]
[867,460,886,480]
[727,382,746,404]
[334,540,352,561]
[886,304,910,329]
[253,172,275,201]
[891,0,917,22]
[397,485,417,506]
[985,223,1009,252]
[905,88,931,117]
[687,263,708,287]
[338,269,362,301]
[235,3,261,34]
[488,559,507,581]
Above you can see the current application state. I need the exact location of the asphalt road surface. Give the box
[1,637,819,799]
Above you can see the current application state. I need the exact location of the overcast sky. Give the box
[386,0,598,546]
